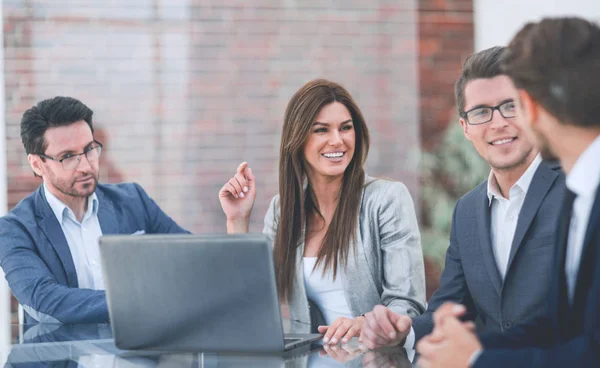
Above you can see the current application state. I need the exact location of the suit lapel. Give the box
[95,187,120,235]
[476,185,502,295]
[506,162,559,273]
[572,183,600,307]
[553,188,576,337]
[35,186,79,287]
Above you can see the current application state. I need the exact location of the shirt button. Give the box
[504,321,513,329]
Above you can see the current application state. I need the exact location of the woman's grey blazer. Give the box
[262,177,426,330]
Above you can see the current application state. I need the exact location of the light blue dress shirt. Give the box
[43,182,104,290]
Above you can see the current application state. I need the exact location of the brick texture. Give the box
[419,0,474,150]
[4,0,421,231]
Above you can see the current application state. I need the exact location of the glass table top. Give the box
[2,321,414,367]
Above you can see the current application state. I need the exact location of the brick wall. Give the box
[4,0,421,230]
[419,0,474,150]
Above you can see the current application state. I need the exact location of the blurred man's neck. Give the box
[552,126,600,175]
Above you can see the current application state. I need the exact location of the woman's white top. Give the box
[303,257,353,326]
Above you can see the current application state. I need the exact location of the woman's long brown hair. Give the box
[274,79,370,301]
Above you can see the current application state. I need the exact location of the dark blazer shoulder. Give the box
[1,182,148,225]
[1,186,41,226]
[541,160,562,173]
[97,182,161,209]
[454,160,563,210]
[95,182,144,199]
[454,179,489,215]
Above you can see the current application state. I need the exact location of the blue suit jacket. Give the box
[412,161,565,341]
[0,182,189,324]
[474,181,600,367]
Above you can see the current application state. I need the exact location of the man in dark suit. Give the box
[416,17,600,368]
[359,47,564,351]
[0,96,189,324]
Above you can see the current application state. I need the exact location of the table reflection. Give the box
[3,323,414,368]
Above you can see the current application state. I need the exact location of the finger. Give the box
[218,183,236,198]
[228,174,243,195]
[415,336,438,357]
[341,324,360,344]
[323,344,342,361]
[432,303,455,327]
[224,182,239,198]
[361,324,389,346]
[428,325,447,343]
[357,342,369,353]
[330,321,351,345]
[463,321,476,332]
[430,315,466,344]
[365,311,390,341]
[318,325,329,334]
[359,328,376,350]
[433,303,466,328]
[373,305,399,340]
[444,315,474,335]
[236,162,248,175]
[330,344,343,354]
[360,327,388,350]
[393,314,412,334]
[246,167,255,193]
[233,173,249,196]
[340,343,360,355]
[324,318,345,343]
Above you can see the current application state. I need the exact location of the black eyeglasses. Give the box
[462,100,517,125]
[38,142,103,171]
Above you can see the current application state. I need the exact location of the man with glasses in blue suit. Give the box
[360,46,564,354]
[0,96,189,324]
[416,17,600,368]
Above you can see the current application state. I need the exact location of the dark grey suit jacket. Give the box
[412,161,565,341]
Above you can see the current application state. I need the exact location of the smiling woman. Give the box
[219,79,426,344]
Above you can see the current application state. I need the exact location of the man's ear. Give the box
[459,117,472,141]
[517,89,539,129]
[27,154,43,177]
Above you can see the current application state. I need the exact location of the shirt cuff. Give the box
[403,327,416,349]
[468,349,483,367]
[404,346,416,363]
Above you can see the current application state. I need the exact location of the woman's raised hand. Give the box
[218,162,257,233]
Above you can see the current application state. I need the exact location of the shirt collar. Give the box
[487,154,542,205]
[566,134,600,199]
[43,182,99,223]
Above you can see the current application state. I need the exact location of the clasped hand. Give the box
[416,303,482,368]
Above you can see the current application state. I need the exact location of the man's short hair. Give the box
[20,96,94,155]
[502,17,600,128]
[455,46,506,116]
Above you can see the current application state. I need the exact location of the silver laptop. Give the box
[99,234,322,353]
